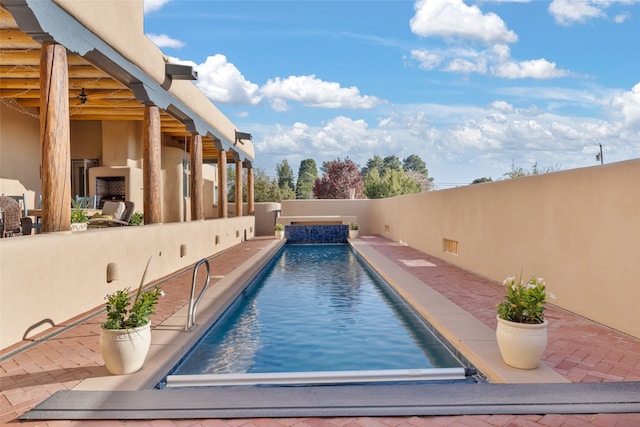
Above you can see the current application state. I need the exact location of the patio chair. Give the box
[0,195,32,237]
[87,201,135,228]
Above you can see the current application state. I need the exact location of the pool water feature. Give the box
[164,244,473,387]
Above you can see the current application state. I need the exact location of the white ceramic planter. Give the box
[71,222,88,231]
[100,323,151,375]
[275,229,284,240]
[349,229,359,239]
[496,316,548,369]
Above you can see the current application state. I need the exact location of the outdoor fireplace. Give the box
[95,176,125,208]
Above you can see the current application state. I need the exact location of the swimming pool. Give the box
[163,244,474,387]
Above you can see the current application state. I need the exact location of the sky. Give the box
[143,0,640,188]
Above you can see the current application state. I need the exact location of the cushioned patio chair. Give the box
[88,201,135,228]
[0,195,32,237]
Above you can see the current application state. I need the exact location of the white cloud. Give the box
[143,0,170,14]
[490,101,515,114]
[410,50,443,70]
[410,0,518,44]
[411,44,570,80]
[611,83,640,127]
[492,58,570,79]
[548,0,604,25]
[614,13,630,23]
[260,75,381,111]
[147,33,184,49]
[253,89,640,186]
[191,54,262,105]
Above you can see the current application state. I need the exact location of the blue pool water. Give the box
[170,244,465,377]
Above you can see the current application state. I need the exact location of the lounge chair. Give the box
[88,201,135,228]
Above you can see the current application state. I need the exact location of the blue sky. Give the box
[143,0,639,187]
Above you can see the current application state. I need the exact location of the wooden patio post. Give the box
[190,134,204,220]
[217,149,228,218]
[40,43,71,232]
[143,105,162,224]
[235,159,243,217]
[247,166,255,216]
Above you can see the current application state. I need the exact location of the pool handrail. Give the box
[185,258,211,331]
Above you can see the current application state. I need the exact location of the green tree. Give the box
[295,158,318,199]
[363,168,420,199]
[361,155,385,176]
[276,159,295,191]
[252,169,287,202]
[471,177,493,184]
[383,155,402,172]
[403,154,427,175]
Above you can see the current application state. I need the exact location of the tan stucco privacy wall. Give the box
[0,216,255,349]
[282,159,640,339]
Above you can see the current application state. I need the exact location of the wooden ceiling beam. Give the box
[0,77,127,90]
[0,49,90,66]
[0,29,39,48]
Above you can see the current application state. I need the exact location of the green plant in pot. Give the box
[496,275,554,369]
[274,223,285,239]
[128,211,144,226]
[348,222,359,239]
[70,198,89,230]
[100,258,164,374]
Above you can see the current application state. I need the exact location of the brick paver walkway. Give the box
[2,236,639,426]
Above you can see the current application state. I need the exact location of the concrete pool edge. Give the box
[349,240,569,384]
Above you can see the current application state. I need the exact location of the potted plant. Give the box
[348,222,359,239]
[70,198,89,231]
[100,258,164,374]
[129,211,144,226]
[496,275,554,369]
[274,223,285,240]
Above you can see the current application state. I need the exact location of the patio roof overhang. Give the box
[0,0,254,164]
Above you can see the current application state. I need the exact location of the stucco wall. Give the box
[0,105,41,206]
[281,159,640,339]
[0,216,255,349]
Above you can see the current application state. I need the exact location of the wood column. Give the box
[217,149,228,218]
[143,105,162,224]
[40,43,71,233]
[247,167,255,216]
[190,134,204,220]
[235,159,243,217]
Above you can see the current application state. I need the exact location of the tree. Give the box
[276,159,295,191]
[363,168,420,199]
[471,177,493,184]
[405,169,434,192]
[360,155,385,177]
[403,154,427,175]
[295,158,318,199]
[403,154,433,192]
[313,158,364,199]
[252,169,287,202]
[383,155,402,172]
[503,161,562,179]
